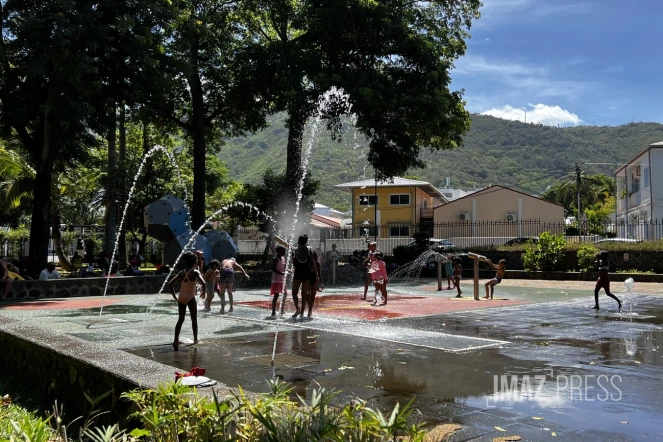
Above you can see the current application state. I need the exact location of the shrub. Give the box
[123,380,427,441]
[522,231,566,271]
[577,245,599,272]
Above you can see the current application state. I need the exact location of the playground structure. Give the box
[437,253,486,300]
[467,253,488,300]
[144,195,239,265]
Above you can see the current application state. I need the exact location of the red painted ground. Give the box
[237,293,526,321]
[0,298,123,310]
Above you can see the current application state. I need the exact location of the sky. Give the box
[451,0,663,127]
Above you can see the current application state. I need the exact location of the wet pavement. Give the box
[1,280,663,441]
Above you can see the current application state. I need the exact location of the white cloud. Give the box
[454,55,591,100]
[481,104,582,126]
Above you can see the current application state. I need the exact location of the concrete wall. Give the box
[8,275,170,299]
[0,316,201,425]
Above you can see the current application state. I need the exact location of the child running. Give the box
[169,251,206,351]
[370,251,389,306]
[219,257,250,313]
[270,246,287,316]
[453,257,463,298]
[594,251,622,311]
[445,256,454,290]
[203,259,221,312]
[484,259,507,300]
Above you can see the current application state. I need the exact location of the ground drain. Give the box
[244,353,319,368]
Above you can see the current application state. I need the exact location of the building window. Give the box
[390,226,410,237]
[358,226,377,237]
[644,167,650,188]
[358,195,378,206]
[389,194,410,205]
[631,178,640,194]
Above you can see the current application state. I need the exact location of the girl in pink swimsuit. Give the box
[370,251,389,306]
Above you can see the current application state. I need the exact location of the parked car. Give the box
[405,238,456,252]
[593,238,641,245]
[503,237,539,246]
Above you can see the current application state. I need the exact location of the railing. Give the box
[231,220,663,256]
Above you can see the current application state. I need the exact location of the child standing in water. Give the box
[370,251,389,306]
[593,251,622,311]
[270,246,287,316]
[219,257,250,313]
[445,256,454,290]
[453,257,463,298]
[169,251,206,351]
[484,259,507,300]
[203,259,221,312]
[361,242,377,300]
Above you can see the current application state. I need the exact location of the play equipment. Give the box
[145,195,238,265]
[467,253,488,301]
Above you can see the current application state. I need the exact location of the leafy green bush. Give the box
[522,231,566,271]
[616,269,656,274]
[0,228,29,260]
[123,380,426,441]
[577,245,599,272]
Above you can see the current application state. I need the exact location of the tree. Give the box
[540,171,615,217]
[240,0,480,206]
[228,168,319,264]
[145,0,270,231]
[0,0,100,274]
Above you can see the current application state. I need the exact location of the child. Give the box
[593,251,622,311]
[270,246,287,316]
[219,257,250,313]
[169,251,206,351]
[445,256,454,290]
[203,259,221,312]
[370,251,389,306]
[361,242,377,300]
[484,259,506,300]
[453,257,463,298]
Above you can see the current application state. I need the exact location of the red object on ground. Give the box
[237,293,526,321]
[0,298,124,310]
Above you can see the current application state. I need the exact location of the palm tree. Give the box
[0,147,74,270]
[541,166,614,218]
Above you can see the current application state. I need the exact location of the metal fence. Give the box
[236,220,663,256]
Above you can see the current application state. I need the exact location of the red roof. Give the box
[311,213,345,228]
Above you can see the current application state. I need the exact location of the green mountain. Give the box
[218,113,663,212]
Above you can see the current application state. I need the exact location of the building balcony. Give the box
[420,208,433,220]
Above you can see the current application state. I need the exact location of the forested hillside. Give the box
[219,114,663,211]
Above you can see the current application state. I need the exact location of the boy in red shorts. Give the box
[593,251,621,311]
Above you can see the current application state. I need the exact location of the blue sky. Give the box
[451,0,663,126]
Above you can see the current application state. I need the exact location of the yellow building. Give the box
[334,177,448,238]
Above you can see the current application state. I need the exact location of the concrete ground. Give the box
[1,278,662,441]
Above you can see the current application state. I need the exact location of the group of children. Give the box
[168,250,250,350]
[168,240,623,350]
[443,255,507,299]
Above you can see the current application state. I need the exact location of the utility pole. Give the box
[575,163,582,219]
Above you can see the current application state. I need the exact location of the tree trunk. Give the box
[104,102,117,253]
[189,72,207,231]
[285,106,307,206]
[28,110,53,276]
[117,104,127,268]
[187,31,208,231]
[51,205,72,271]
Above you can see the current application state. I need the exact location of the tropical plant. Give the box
[577,245,599,272]
[523,231,566,271]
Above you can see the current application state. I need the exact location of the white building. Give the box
[615,141,663,238]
